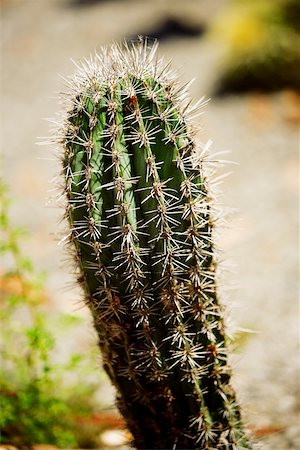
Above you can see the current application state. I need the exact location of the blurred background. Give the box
[1,0,299,449]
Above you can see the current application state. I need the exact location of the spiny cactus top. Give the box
[57,39,251,450]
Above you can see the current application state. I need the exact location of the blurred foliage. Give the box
[0,183,110,448]
[211,0,300,93]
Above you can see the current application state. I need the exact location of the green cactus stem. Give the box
[57,39,252,450]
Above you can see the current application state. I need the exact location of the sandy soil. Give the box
[1,1,299,449]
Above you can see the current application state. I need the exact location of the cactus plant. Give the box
[57,39,251,449]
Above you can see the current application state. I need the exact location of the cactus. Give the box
[57,39,251,449]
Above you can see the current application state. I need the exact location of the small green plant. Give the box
[0,183,104,448]
[56,39,252,449]
[211,0,300,93]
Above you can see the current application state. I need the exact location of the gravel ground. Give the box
[1,1,299,449]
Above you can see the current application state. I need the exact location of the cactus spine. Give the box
[58,40,251,449]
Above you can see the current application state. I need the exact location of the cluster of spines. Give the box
[58,40,251,449]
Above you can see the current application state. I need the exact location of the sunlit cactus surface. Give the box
[57,39,251,450]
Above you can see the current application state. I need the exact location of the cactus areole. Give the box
[58,40,251,449]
